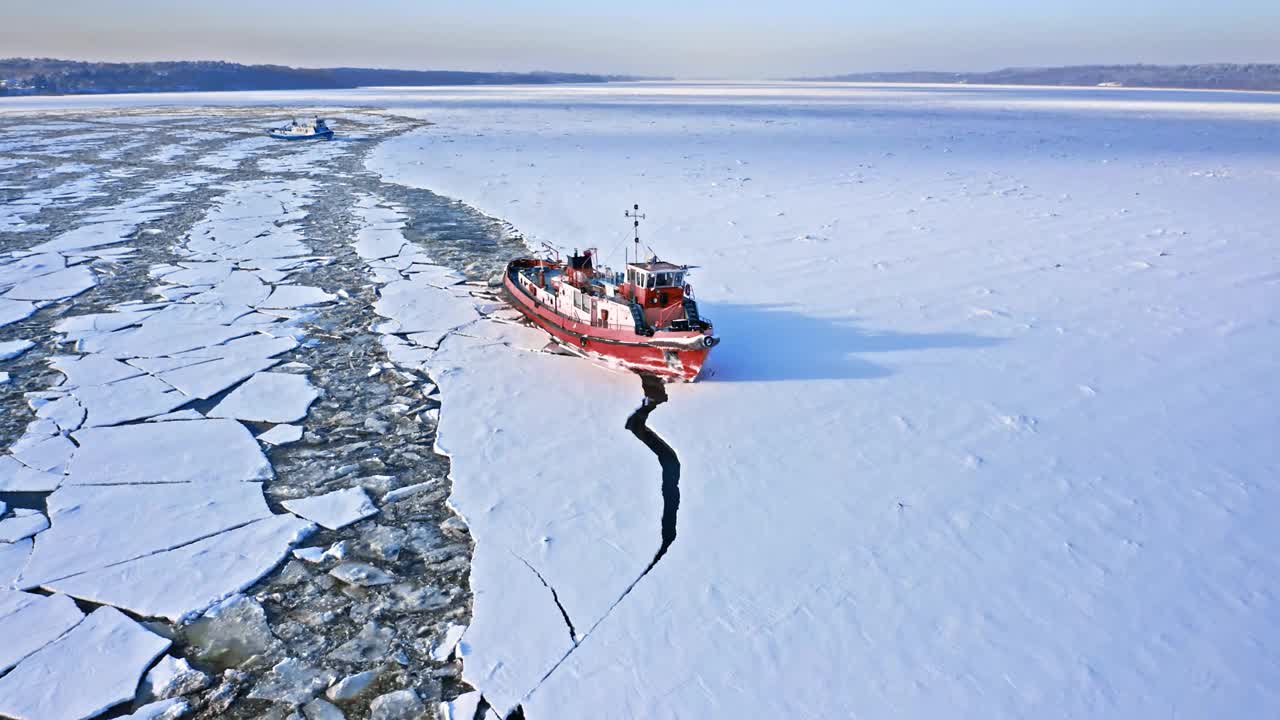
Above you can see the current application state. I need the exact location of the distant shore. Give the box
[799,63,1280,93]
[0,58,659,97]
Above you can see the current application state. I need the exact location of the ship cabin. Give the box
[617,260,703,332]
[621,261,688,309]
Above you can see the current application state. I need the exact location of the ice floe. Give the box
[182,593,278,667]
[381,480,435,503]
[49,354,145,386]
[324,673,375,704]
[0,454,63,492]
[292,546,326,563]
[0,587,35,618]
[67,419,272,486]
[18,481,272,588]
[246,657,337,705]
[0,592,84,673]
[0,509,49,543]
[122,699,189,720]
[439,690,483,720]
[137,654,211,705]
[146,409,205,422]
[209,371,319,423]
[0,538,33,586]
[0,339,35,361]
[431,623,467,662]
[281,487,378,530]
[354,227,408,260]
[329,561,394,587]
[54,309,158,343]
[36,395,86,432]
[154,353,285,400]
[47,514,315,622]
[0,299,38,328]
[79,319,250,358]
[71,374,189,427]
[372,279,479,347]
[195,136,275,170]
[9,430,74,474]
[260,284,337,308]
[0,606,170,720]
[257,423,303,446]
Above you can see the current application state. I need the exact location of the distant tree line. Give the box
[0,58,636,96]
[806,64,1280,92]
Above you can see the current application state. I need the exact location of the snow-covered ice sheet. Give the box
[0,606,170,720]
[421,331,659,709]
[365,83,1280,718]
[281,487,378,530]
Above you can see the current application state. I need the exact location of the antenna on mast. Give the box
[625,203,645,267]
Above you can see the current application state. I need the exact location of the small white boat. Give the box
[267,117,333,141]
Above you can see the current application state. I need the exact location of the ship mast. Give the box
[625,203,645,268]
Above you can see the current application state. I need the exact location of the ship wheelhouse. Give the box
[623,261,686,306]
[619,260,707,333]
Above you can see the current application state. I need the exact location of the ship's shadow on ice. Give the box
[699,303,1003,382]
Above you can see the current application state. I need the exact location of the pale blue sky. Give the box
[4,0,1277,77]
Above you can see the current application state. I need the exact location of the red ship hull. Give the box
[504,260,716,381]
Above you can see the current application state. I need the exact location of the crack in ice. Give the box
[520,373,681,706]
[511,551,579,646]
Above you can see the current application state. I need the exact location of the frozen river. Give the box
[2,82,1279,719]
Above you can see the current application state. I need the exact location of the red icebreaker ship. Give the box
[503,207,718,381]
